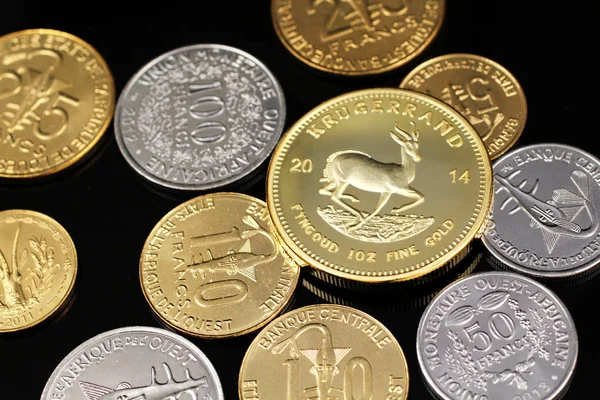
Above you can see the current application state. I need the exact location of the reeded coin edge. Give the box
[399,53,528,160]
[267,88,493,283]
[139,192,301,338]
[238,303,409,399]
[416,271,579,400]
[114,44,286,191]
[0,209,77,332]
[270,0,446,76]
[482,143,600,278]
[0,28,115,179]
[39,325,224,400]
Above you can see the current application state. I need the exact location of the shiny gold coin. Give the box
[400,53,527,159]
[140,192,300,338]
[239,303,409,399]
[271,0,445,76]
[0,29,115,177]
[267,88,492,283]
[0,209,77,332]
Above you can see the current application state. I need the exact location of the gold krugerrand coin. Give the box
[0,209,77,332]
[140,192,301,339]
[0,29,115,178]
[271,0,445,76]
[267,88,492,283]
[400,53,527,159]
[239,304,409,399]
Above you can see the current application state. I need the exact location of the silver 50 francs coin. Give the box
[115,44,286,190]
[417,272,577,400]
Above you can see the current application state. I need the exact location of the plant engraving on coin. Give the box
[116,45,285,190]
[418,273,577,400]
[0,210,76,332]
[483,144,600,277]
[317,121,434,242]
[79,363,209,400]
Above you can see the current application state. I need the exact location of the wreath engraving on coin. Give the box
[317,121,434,242]
[483,144,600,277]
[115,44,285,190]
[418,272,577,400]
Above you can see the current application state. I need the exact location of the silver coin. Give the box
[482,143,600,278]
[40,326,224,400]
[417,271,577,400]
[114,44,286,190]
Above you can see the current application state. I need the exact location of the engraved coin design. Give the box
[0,29,115,178]
[267,88,492,283]
[417,272,578,400]
[115,44,286,190]
[140,193,300,338]
[271,0,445,76]
[40,326,224,400]
[0,209,76,332]
[482,144,600,278]
[239,304,409,399]
[400,54,527,159]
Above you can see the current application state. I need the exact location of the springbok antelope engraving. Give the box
[319,121,424,231]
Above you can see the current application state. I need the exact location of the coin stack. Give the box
[0,1,593,399]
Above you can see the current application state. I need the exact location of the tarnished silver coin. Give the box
[115,44,286,190]
[40,326,224,400]
[482,143,600,278]
[417,272,577,400]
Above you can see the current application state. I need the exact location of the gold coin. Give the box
[271,0,445,76]
[267,88,492,283]
[140,192,300,338]
[0,209,77,332]
[0,29,115,178]
[239,303,409,399]
[400,53,527,159]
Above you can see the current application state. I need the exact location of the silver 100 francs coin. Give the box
[40,326,224,400]
[115,44,286,190]
[483,143,600,278]
[417,272,577,400]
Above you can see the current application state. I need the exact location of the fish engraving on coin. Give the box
[115,44,286,190]
[271,0,445,75]
[267,88,492,282]
[482,144,600,278]
[417,272,577,400]
[140,193,300,338]
[0,29,115,178]
[239,304,409,399]
[0,209,76,332]
[40,326,224,400]
[400,54,527,159]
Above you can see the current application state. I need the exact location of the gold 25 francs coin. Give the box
[267,88,492,283]
[0,29,115,178]
[0,209,77,332]
[400,53,527,159]
[239,304,409,399]
[271,0,445,76]
[140,192,301,339]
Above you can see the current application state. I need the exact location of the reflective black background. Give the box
[0,1,598,398]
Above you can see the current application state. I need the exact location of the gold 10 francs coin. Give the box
[400,53,527,159]
[0,209,77,332]
[239,304,409,399]
[140,193,300,338]
[0,29,115,177]
[271,0,445,75]
[267,88,492,283]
